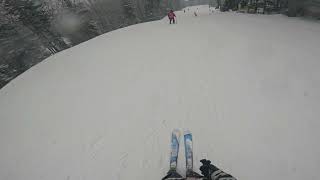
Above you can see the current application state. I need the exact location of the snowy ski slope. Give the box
[1,5,320,180]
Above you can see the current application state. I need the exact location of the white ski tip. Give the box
[172,129,180,133]
[172,129,181,138]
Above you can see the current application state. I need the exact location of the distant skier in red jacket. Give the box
[168,10,176,24]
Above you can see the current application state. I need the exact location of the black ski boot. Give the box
[162,169,184,180]
[186,169,203,179]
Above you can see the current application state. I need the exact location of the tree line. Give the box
[0,0,184,88]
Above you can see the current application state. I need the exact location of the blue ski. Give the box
[162,129,184,180]
[184,130,203,180]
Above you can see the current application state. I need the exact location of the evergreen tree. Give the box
[4,0,68,53]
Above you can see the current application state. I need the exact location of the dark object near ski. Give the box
[200,159,237,180]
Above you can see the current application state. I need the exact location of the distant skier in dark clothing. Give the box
[168,10,176,24]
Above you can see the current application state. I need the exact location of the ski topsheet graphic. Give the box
[162,129,184,180]
[184,130,193,171]
[184,130,203,180]
[170,129,181,170]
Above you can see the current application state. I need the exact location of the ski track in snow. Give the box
[1,5,320,180]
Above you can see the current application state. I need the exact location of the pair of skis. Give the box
[162,129,203,180]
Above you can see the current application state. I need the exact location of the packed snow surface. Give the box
[1,5,320,180]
